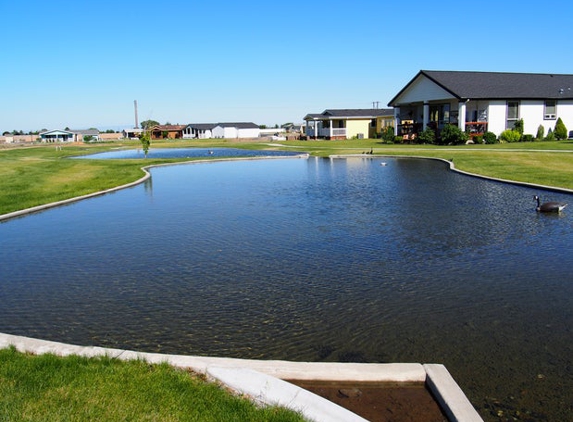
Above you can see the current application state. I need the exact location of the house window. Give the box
[544,100,556,120]
[429,104,450,127]
[370,119,376,127]
[506,101,519,129]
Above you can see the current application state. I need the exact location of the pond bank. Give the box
[0,332,482,422]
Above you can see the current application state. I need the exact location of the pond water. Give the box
[73,147,304,160]
[0,156,572,421]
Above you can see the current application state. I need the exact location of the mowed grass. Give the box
[0,145,145,215]
[1,139,573,216]
[0,347,305,422]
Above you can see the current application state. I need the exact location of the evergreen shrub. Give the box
[439,124,468,145]
[521,134,534,142]
[418,127,436,144]
[483,131,498,144]
[536,124,545,140]
[554,118,568,140]
[500,129,521,143]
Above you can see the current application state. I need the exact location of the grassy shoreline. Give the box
[1,139,573,217]
[0,346,305,422]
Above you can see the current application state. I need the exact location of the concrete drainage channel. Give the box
[0,333,483,422]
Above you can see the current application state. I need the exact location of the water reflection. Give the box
[74,147,303,160]
[0,157,572,421]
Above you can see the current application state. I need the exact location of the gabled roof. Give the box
[304,108,394,120]
[40,129,74,135]
[72,129,99,136]
[388,70,573,106]
[304,113,325,120]
[186,123,216,130]
[323,108,394,117]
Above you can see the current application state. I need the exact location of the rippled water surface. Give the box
[73,147,303,159]
[1,157,572,421]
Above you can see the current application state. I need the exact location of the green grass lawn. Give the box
[0,347,305,422]
[1,139,573,216]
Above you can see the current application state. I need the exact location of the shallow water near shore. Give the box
[1,156,572,421]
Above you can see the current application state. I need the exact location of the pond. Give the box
[0,155,572,421]
[72,147,304,160]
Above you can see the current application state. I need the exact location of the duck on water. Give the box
[534,195,568,213]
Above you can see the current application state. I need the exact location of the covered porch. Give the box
[304,115,348,140]
[393,101,488,141]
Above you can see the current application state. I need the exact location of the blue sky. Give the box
[2,0,573,132]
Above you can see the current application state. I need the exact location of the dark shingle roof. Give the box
[389,70,573,105]
[304,113,325,120]
[305,108,394,120]
[72,129,99,135]
[216,122,259,129]
[323,108,394,117]
[187,123,216,130]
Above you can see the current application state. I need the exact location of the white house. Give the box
[183,123,215,139]
[388,70,573,139]
[39,129,78,142]
[212,122,260,139]
[39,129,100,142]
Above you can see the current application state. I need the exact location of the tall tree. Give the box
[140,131,151,157]
[140,120,159,130]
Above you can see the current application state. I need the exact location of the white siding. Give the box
[484,100,573,136]
[395,75,455,104]
[520,101,543,135]
[556,100,573,137]
[213,126,259,138]
[236,128,260,138]
[487,101,507,136]
[212,126,223,138]
[212,126,238,139]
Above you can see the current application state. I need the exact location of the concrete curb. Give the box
[0,333,483,421]
[424,364,484,422]
[207,366,369,422]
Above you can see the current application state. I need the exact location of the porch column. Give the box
[458,101,467,132]
[329,120,333,139]
[393,107,400,135]
[423,102,429,130]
